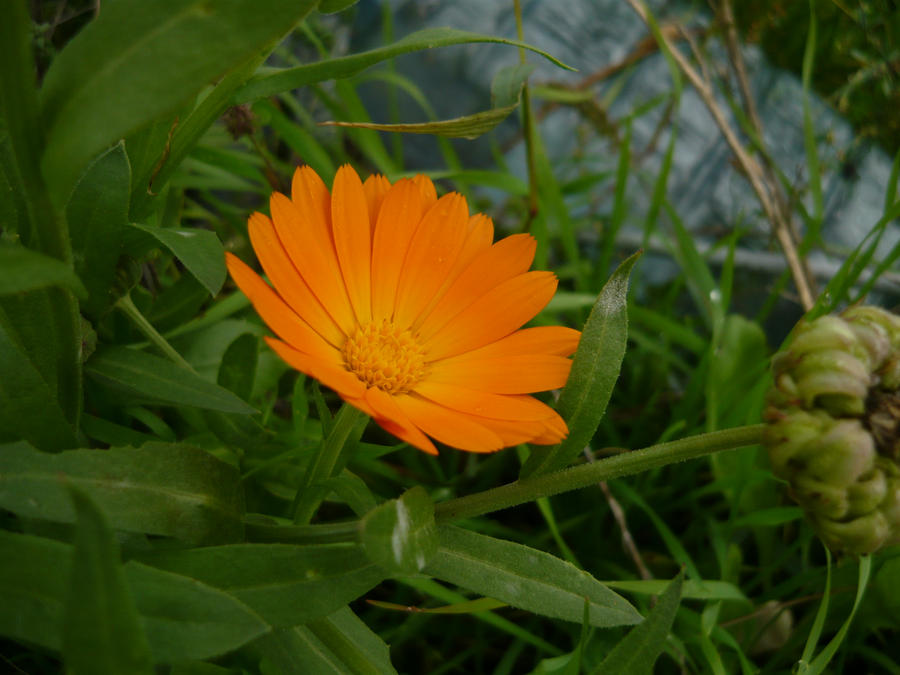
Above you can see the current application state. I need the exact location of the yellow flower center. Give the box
[342,321,426,394]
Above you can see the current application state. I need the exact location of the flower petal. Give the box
[364,387,438,455]
[394,394,505,453]
[270,190,356,336]
[428,354,573,394]
[265,337,365,400]
[472,414,567,446]
[411,174,438,205]
[413,380,558,421]
[393,193,470,330]
[332,164,372,323]
[225,253,339,362]
[425,271,558,360]
[363,174,391,230]
[454,326,582,360]
[417,233,537,342]
[247,212,344,347]
[370,178,430,323]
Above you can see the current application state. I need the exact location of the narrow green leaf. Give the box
[66,141,130,316]
[424,526,641,628]
[329,63,534,141]
[125,561,270,662]
[317,0,361,13]
[595,572,683,675]
[0,531,270,662]
[62,487,154,675]
[360,486,439,575]
[217,332,258,401]
[253,607,397,675]
[86,346,256,414]
[801,0,823,235]
[131,51,272,219]
[140,543,385,627]
[0,242,86,298]
[521,252,640,477]
[130,222,226,296]
[0,308,78,449]
[805,556,871,675]
[732,507,803,528]
[0,441,244,544]
[40,0,319,200]
[602,578,746,602]
[234,27,573,102]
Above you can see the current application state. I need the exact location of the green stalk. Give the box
[435,424,765,523]
[292,403,369,525]
[116,293,194,371]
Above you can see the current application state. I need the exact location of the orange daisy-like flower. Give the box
[225,165,580,455]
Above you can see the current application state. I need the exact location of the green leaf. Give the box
[62,487,154,675]
[140,543,385,627]
[317,0,360,13]
[217,332,258,401]
[596,572,683,675]
[424,526,641,628]
[602,579,747,602]
[0,306,79,449]
[130,52,271,219]
[521,252,640,477]
[85,346,257,414]
[129,222,226,296]
[0,441,244,544]
[731,507,804,528]
[0,531,270,662]
[360,486,439,575]
[39,0,320,201]
[66,141,131,316]
[253,607,397,674]
[234,27,573,102]
[322,64,534,140]
[0,242,86,298]
[125,561,269,662]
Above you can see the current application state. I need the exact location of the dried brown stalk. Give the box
[624,0,817,311]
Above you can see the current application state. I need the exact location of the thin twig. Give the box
[584,447,652,580]
[623,0,817,311]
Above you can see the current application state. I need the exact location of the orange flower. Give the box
[225,165,580,454]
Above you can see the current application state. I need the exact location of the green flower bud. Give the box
[764,306,900,554]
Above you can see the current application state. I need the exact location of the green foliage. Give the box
[1,0,898,672]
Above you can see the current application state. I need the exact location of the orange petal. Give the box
[225,253,339,362]
[472,415,567,446]
[247,212,344,347]
[265,337,365,400]
[413,380,558,422]
[424,271,558,360]
[290,165,332,231]
[417,233,537,342]
[454,326,582,360]
[393,193,469,330]
[370,178,430,323]
[394,394,505,453]
[427,354,573,394]
[411,174,438,206]
[332,165,372,323]
[364,387,438,455]
[270,191,356,336]
[363,174,391,230]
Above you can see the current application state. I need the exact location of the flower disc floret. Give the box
[342,322,426,394]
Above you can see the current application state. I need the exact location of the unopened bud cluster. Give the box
[764,306,900,554]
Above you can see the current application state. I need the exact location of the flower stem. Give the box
[434,424,765,523]
[292,403,369,525]
[116,293,194,371]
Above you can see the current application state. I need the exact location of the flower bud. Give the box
[764,306,900,554]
